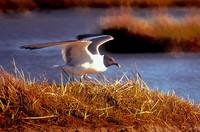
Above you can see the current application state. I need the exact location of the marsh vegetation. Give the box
[0,0,200,13]
[101,13,200,53]
[0,68,200,131]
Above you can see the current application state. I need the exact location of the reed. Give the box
[0,66,200,131]
[101,13,200,52]
[0,0,200,13]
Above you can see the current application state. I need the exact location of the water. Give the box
[0,8,200,103]
[113,53,200,103]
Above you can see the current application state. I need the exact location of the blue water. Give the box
[111,53,200,103]
[0,8,200,103]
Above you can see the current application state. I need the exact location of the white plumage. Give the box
[21,35,118,77]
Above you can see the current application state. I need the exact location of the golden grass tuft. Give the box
[0,67,200,131]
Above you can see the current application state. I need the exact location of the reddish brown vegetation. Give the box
[0,0,200,12]
[0,0,36,12]
[101,13,200,53]
[0,68,200,131]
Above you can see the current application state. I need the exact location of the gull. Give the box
[20,34,120,80]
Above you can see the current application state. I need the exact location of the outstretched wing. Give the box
[21,40,93,66]
[61,41,93,66]
[78,34,114,55]
[20,40,79,50]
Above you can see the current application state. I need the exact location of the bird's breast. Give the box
[81,61,107,73]
[88,55,107,72]
[63,55,107,76]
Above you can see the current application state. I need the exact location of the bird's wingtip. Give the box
[20,45,27,49]
[20,45,26,48]
[77,34,102,40]
[108,35,114,40]
[20,45,36,50]
[77,34,114,40]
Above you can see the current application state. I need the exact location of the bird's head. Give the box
[103,55,120,68]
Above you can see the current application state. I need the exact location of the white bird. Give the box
[20,34,120,79]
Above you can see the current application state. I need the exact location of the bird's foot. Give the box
[80,74,91,82]
[61,68,76,82]
[80,74,100,83]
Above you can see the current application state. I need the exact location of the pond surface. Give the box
[0,8,200,103]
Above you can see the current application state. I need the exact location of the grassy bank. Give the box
[0,68,200,131]
[101,13,200,53]
[0,0,200,13]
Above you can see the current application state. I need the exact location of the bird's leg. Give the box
[80,74,90,82]
[81,74,88,81]
[70,74,76,82]
[96,73,103,80]
[80,75,85,82]
[60,68,71,82]
[93,73,106,83]
[60,68,76,82]
[83,74,97,82]
[80,74,101,83]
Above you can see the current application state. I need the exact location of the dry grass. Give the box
[0,67,200,131]
[0,0,37,12]
[101,13,200,52]
[101,13,200,42]
[0,0,200,13]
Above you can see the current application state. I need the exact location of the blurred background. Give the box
[0,0,200,102]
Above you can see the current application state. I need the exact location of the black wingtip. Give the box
[20,46,25,49]
[20,46,35,50]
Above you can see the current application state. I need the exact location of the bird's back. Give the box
[61,43,93,66]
